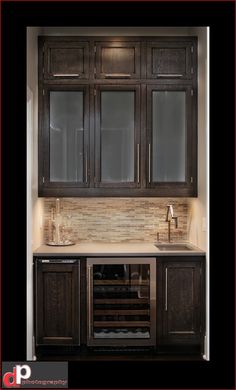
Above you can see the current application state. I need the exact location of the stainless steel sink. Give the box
[155,243,193,251]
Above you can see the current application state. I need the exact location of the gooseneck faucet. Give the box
[165,205,178,242]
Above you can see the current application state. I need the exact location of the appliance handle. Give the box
[87,265,92,340]
[40,259,77,264]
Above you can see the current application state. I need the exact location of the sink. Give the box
[155,244,193,251]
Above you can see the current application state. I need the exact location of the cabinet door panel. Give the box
[44,41,89,79]
[95,41,140,79]
[162,260,203,346]
[147,84,196,194]
[95,86,140,188]
[147,41,194,79]
[35,261,80,346]
[152,90,186,182]
[40,86,89,189]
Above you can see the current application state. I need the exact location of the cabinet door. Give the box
[95,41,141,79]
[147,40,196,79]
[161,260,203,347]
[39,85,89,193]
[35,260,80,346]
[95,85,141,188]
[147,84,197,196]
[43,40,89,80]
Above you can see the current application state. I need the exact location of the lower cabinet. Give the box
[35,259,80,346]
[157,257,205,352]
[34,255,205,356]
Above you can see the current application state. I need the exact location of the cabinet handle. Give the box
[165,267,168,311]
[148,143,151,183]
[53,73,80,77]
[137,143,140,183]
[104,73,131,78]
[40,259,77,264]
[85,149,88,183]
[157,74,183,77]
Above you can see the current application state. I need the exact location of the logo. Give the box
[3,365,31,388]
[2,362,68,388]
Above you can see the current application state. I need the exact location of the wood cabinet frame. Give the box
[94,40,141,79]
[38,36,198,197]
[43,39,90,80]
[146,39,197,80]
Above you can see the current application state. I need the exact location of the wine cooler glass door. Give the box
[87,258,156,346]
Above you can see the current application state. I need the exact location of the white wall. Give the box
[188,28,208,251]
[27,26,43,360]
[188,27,209,359]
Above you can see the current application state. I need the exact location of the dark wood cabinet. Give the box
[35,259,80,346]
[38,36,198,197]
[34,255,205,357]
[42,39,89,80]
[94,85,141,188]
[147,84,197,196]
[147,38,197,79]
[158,257,205,351]
[39,84,90,192]
[95,40,141,79]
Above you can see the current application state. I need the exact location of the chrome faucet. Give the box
[165,205,178,242]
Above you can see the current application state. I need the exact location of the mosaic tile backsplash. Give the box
[43,198,189,244]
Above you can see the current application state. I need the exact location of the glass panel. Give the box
[152,91,186,182]
[101,91,134,182]
[92,264,150,339]
[50,91,84,182]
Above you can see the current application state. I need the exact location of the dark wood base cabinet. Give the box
[34,256,205,359]
[157,257,205,354]
[35,259,80,346]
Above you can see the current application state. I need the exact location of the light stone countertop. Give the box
[33,242,205,257]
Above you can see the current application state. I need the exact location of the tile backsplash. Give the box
[43,198,188,243]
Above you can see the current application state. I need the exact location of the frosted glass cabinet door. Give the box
[95,86,140,188]
[42,87,89,187]
[147,85,193,188]
[152,90,186,182]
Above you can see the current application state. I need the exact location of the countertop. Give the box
[33,242,205,257]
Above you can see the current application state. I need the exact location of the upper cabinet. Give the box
[40,85,90,190]
[42,39,90,80]
[147,84,197,195]
[94,41,141,79]
[146,39,197,80]
[94,85,141,188]
[38,36,197,197]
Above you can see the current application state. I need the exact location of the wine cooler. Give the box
[87,258,156,346]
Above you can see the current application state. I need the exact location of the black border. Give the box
[1,1,235,389]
